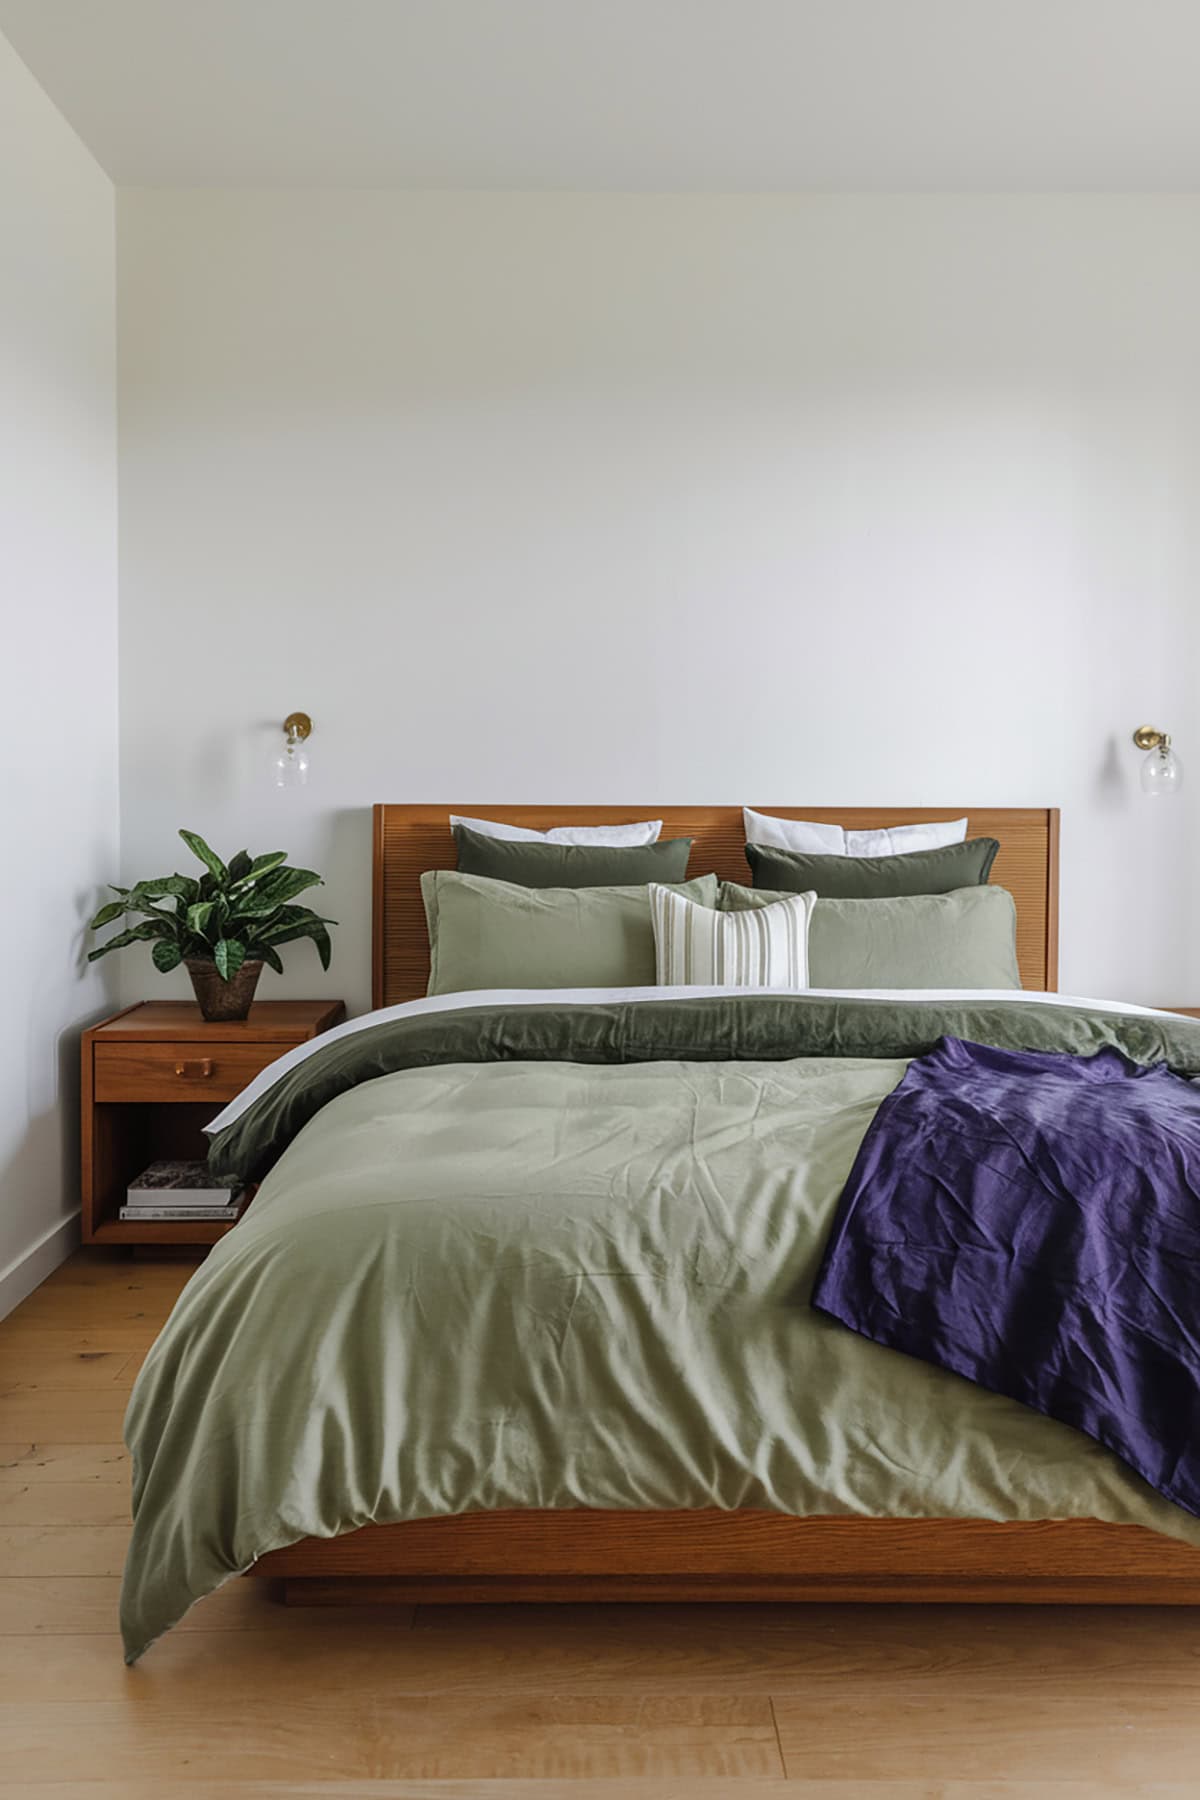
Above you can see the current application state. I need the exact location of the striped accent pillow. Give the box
[650,884,815,988]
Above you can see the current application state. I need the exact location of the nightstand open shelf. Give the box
[81,1000,345,1246]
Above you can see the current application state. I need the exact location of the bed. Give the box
[118,805,1200,1661]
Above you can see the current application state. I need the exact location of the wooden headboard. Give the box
[372,805,1060,1009]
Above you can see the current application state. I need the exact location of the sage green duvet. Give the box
[121,992,1200,1661]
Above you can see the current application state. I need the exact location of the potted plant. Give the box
[87,829,336,1021]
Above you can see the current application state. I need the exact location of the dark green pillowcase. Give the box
[746,836,999,898]
[454,825,693,888]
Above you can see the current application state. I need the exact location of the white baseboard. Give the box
[0,1211,81,1322]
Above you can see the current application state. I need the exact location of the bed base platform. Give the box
[249,1510,1200,1607]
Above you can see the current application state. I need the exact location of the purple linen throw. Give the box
[812,1036,1200,1517]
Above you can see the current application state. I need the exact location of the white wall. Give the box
[117,191,1200,1016]
[0,35,118,1312]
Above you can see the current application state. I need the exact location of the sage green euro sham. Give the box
[122,993,1200,1661]
[720,882,1021,989]
[746,836,999,896]
[421,870,719,993]
[453,825,693,887]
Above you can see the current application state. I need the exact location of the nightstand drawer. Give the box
[93,1041,284,1103]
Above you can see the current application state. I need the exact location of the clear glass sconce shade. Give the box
[272,713,313,788]
[1141,744,1183,797]
[272,740,310,788]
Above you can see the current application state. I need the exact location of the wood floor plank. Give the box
[0,1624,810,1704]
[0,1577,413,1636]
[773,1686,1200,1782]
[0,1604,1190,1700]
[0,1442,131,1483]
[3,1285,176,1330]
[407,1600,1200,1687]
[0,1395,131,1443]
[0,1324,163,1355]
[0,1693,783,1782]
[5,1611,1200,1708]
[0,1348,134,1391]
[0,1523,129,1576]
[35,1253,195,1290]
[0,1629,434,1701]
[0,1624,858,1721]
[21,1785,1200,1800]
[0,1482,132,1524]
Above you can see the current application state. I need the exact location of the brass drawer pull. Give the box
[174,1058,214,1079]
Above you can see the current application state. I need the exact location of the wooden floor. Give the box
[2,1255,1200,1797]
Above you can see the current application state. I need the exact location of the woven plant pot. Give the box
[185,957,264,1022]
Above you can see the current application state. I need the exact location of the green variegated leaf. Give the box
[226,850,252,883]
[86,921,171,961]
[252,943,285,975]
[226,911,282,938]
[226,892,285,918]
[151,940,183,973]
[257,918,333,969]
[131,874,198,903]
[186,901,218,937]
[248,850,287,877]
[228,851,287,895]
[124,896,178,922]
[257,905,337,937]
[179,830,228,883]
[213,938,245,981]
[250,867,323,908]
[88,900,127,930]
[256,903,335,930]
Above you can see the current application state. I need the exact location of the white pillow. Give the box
[845,820,968,856]
[743,808,968,858]
[743,810,844,854]
[450,814,662,846]
[650,883,814,988]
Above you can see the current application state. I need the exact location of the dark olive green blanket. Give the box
[122,994,1200,1662]
[208,993,1200,1185]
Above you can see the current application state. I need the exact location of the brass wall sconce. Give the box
[1132,725,1182,797]
[273,712,312,789]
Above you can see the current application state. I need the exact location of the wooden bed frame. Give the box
[251,802,1200,1607]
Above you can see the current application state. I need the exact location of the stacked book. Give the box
[120,1160,245,1223]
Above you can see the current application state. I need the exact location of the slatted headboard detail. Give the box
[372,805,1060,1009]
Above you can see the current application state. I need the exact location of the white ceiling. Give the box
[4,0,1200,190]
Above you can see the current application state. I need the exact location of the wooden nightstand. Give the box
[1164,1007,1200,1019]
[81,1000,345,1246]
